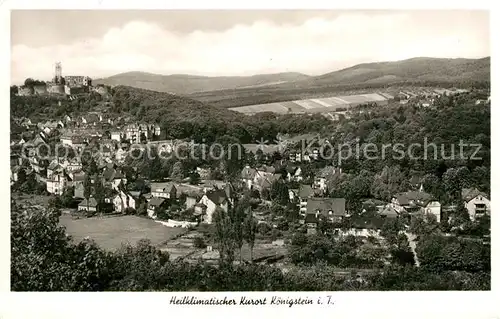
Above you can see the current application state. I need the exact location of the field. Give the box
[59,214,187,251]
[228,93,391,115]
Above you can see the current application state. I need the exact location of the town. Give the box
[10,7,492,292]
[10,58,491,292]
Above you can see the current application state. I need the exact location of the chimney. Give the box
[315,212,319,219]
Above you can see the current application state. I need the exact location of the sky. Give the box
[10,10,490,84]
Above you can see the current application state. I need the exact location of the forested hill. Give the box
[93,71,310,95]
[10,85,332,144]
[110,85,331,143]
[290,57,490,88]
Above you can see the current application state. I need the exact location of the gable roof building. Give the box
[306,197,346,221]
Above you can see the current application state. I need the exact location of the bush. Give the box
[124,207,136,215]
[256,222,272,235]
[270,228,282,241]
[193,236,207,249]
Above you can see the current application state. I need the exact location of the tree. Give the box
[317,215,331,235]
[11,85,18,96]
[389,233,415,266]
[61,186,75,208]
[380,218,403,245]
[370,166,407,201]
[193,236,206,249]
[170,161,183,182]
[83,175,92,211]
[242,209,258,263]
[93,177,106,207]
[230,201,247,263]
[416,234,489,273]
[189,172,201,185]
[213,208,236,266]
[442,167,471,201]
[11,207,112,291]
[16,168,27,185]
[270,180,289,205]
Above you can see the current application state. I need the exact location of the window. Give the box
[475,203,486,211]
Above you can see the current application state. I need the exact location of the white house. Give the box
[423,201,442,223]
[462,188,490,221]
[195,189,229,224]
[46,173,67,195]
[60,135,73,146]
[111,131,122,142]
[113,191,136,212]
[115,148,127,162]
[286,166,303,182]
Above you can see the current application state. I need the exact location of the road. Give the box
[404,232,420,267]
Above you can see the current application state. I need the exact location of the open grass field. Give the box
[59,215,187,251]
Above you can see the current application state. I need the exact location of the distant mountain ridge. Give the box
[93,71,311,95]
[93,57,490,95]
[298,57,490,87]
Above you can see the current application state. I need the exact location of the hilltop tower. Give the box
[54,62,62,84]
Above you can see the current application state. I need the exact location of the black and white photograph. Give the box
[5,5,493,302]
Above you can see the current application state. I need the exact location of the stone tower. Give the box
[54,62,62,84]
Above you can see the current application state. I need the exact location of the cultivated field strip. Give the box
[228,93,391,114]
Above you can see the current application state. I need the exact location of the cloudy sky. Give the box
[11,10,489,84]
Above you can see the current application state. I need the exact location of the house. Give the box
[298,185,316,215]
[111,131,122,142]
[64,158,83,172]
[462,188,490,221]
[196,166,212,179]
[391,191,441,222]
[423,201,442,222]
[338,215,386,237]
[304,213,320,235]
[147,197,166,219]
[255,172,282,190]
[185,196,198,209]
[409,174,424,190]
[78,197,98,212]
[73,181,85,199]
[147,140,177,153]
[101,145,112,158]
[102,168,127,190]
[47,160,64,179]
[81,113,100,126]
[115,148,127,162]
[10,166,29,183]
[313,166,340,193]
[306,197,346,223]
[378,205,399,218]
[153,125,161,136]
[60,134,74,146]
[241,166,257,189]
[286,166,303,182]
[124,123,149,143]
[196,189,230,224]
[242,165,281,190]
[150,182,177,199]
[46,172,67,195]
[68,170,86,186]
[113,191,137,213]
